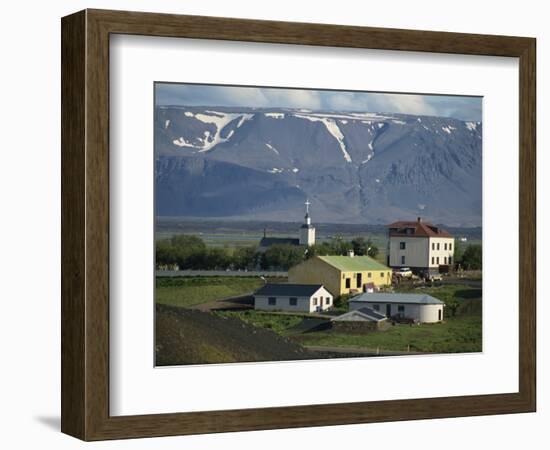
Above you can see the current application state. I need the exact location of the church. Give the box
[258,200,316,252]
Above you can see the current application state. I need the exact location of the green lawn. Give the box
[296,314,482,353]
[216,310,305,334]
[155,276,266,308]
[297,284,482,353]
[218,284,483,354]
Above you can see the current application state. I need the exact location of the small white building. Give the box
[254,283,332,313]
[349,292,444,323]
[387,217,455,277]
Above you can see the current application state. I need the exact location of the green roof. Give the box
[318,255,389,272]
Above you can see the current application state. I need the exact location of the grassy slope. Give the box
[155,276,265,308]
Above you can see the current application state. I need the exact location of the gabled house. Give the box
[387,217,455,277]
[254,283,332,313]
[288,255,392,297]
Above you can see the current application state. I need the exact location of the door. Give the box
[356,273,362,289]
[386,304,391,317]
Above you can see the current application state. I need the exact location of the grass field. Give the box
[217,284,482,354]
[155,276,266,308]
[216,310,305,334]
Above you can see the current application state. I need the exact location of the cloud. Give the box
[155,83,481,121]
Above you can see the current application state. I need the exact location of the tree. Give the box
[351,237,379,258]
[461,244,482,270]
[167,234,207,269]
[351,237,369,256]
[203,247,231,269]
[232,246,258,269]
[261,244,305,270]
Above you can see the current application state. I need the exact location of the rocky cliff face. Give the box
[155,106,482,226]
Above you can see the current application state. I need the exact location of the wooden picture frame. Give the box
[61,8,536,441]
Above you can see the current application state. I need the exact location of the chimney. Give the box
[347,249,355,257]
[417,217,422,223]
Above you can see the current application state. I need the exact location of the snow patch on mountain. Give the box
[265,143,279,155]
[294,114,352,163]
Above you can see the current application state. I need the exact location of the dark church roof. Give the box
[259,237,300,248]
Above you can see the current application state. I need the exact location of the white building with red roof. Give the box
[387,217,455,276]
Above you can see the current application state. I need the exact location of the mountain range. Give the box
[155,106,482,227]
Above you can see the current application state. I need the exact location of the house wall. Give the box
[288,258,341,297]
[338,269,392,295]
[388,236,430,268]
[428,237,455,268]
[254,287,333,312]
[349,301,443,323]
[289,258,391,297]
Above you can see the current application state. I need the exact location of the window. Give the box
[449,256,452,265]
[444,256,447,264]
[401,255,406,265]
[431,256,435,265]
[380,272,384,278]
[373,304,380,311]
[449,243,453,251]
[312,297,318,306]
[289,297,297,306]
[437,243,440,250]
[268,297,276,306]
[345,278,351,289]
[400,241,406,250]
[444,243,448,250]
[437,257,440,264]
[432,242,435,250]
[398,305,405,313]
[326,297,331,305]
[368,272,372,278]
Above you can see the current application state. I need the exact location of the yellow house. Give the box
[288,255,392,297]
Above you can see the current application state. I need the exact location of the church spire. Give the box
[304,199,311,225]
[299,198,315,246]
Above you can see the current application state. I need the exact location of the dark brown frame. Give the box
[61,9,536,441]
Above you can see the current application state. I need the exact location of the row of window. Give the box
[400,255,453,265]
[372,304,405,313]
[431,242,452,251]
[399,241,453,251]
[267,296,331,306]
[431,256,452,265]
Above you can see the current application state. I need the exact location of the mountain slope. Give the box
[155,106,482,226]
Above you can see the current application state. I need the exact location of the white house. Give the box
[387,217,455,277]
[349,292,444,323]
[254,283,332,313]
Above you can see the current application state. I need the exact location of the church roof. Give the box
[259,237,300,248]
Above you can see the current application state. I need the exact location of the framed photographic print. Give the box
[61,9,536,440]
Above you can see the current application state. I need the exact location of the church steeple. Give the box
[304,199,311,225]
[299,199,316,246]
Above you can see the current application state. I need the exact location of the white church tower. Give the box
[299,199,316,247]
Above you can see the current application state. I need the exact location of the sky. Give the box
[155,83,482,122]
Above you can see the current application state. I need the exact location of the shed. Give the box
[331,307,388,333]
[349,292,444,323]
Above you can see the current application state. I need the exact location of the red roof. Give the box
[387,219,453,238]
